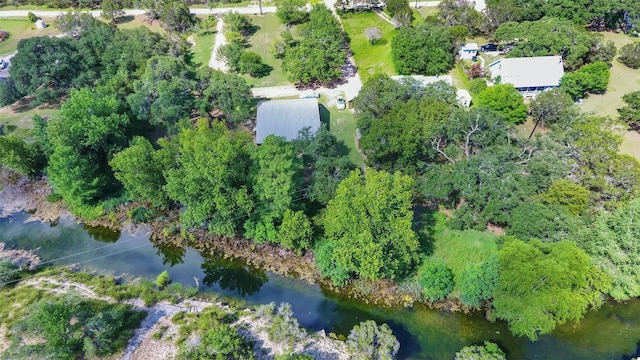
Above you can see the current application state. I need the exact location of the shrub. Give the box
[276,0,309,25]
[468,78,487,95]
[0,30,9,42]
[130,206,153,223]
[364,27,383,44]
[155,270,171,289]
[238,51,268,77]
[46,193,64,203]
[618,42,640,69]
[222,12,253,36]
[346,320,400,360]
[455,341,506,360]
[0,260,21,287]
[28,12,38,23]
[560,61,610,100]
[218,42,244,72]
[418,258,454,302]
[458,258,499,307]
[268,303,305,345]
[477,84,527,124]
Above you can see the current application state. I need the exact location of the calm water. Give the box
[1,212,639,360]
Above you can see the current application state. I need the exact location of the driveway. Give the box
[0,52,17,79]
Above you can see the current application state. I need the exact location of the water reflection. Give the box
[201,257,268,297]
[82,224,120,243]
[154,241,187,266]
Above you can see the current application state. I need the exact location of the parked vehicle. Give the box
[336,96,346,110]
[0,59,6,70]
[480,43,498,52]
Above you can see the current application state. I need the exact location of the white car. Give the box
[336,96,346,110]
[0,59,6,70]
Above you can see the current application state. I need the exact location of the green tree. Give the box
[195,68,255,125]
[101,0,124,22]
[618,90,640,126]
[10,36,89,103]
[468,78,487,95]
[618,42,640,69]
[127,56,196,130]
[164,120,253,236]
[476,84,527,124]
[268,303,305,346]
[507,201,585,242]
[238,51,268,77]
[391,24,455,75]
[278,209,313,255]
[276,0,308,25]
[560,61,610,100]
[245,135,302,243]
[455,341,506,360]
[528,88,575,138]
[458,257,499,307]
[110,136,174,208]
[282,4,346,85]
[346,320,400,360]
[0,134,46,176]
[492,238,610,340]
[418,257,454,302]
[584,199,640,300]
[217,42,245,72]
[540,179,590,215]
[321,169,420,284]
[180,325,254,360]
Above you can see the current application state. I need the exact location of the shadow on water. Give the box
[82,224,120,243]
[201,257,268,297]
[154,241,187,267]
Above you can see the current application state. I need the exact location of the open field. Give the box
[340,12,397,81]
[243,14,289,87]
[0,18,58,54]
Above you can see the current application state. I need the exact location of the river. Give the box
[1,212,639,359]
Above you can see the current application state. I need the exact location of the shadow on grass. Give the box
[11,96,61,113]
[319,103,330,128]
[413,207,437,256]
[114,15,134,24]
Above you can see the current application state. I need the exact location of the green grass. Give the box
[244,14,290,87]
[426,212,499,294]
[0,18,59,55]
[416,5,439,19]
[323,99,365,166]
[191,31,216,68]
[114,15,165,33]
[0,104,59,134]
[340,12,397,82]
[581,32,640,118]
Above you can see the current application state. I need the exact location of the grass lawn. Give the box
[0,102,59,135]
[340,12,397,82]
[244,14,289,87]
[191,31,216,68]
[427,212,499,295]
[416,5,439,19]
[581,32,639,118]
[321,97,364,166]
[0,18,59,55]
[114,15,165,33]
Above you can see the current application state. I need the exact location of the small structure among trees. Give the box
[255,99,321,144]
[488,56,565,98]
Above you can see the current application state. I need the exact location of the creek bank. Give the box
[0,173,471,311]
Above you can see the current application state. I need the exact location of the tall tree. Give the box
[492,238,610,340]
[245,135,303,243]
[127,56,196,130]
[391,24,455,76]
[164,120,254,236]
[196,68,255,125]
[476,84,527,124]
[110,136,175,208]
[320,169,420,284]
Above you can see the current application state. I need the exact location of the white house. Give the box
[459,43,479,60]
[488,56,565,98]
[255,99,321,144]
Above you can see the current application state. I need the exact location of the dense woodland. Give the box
[2,0,640,346]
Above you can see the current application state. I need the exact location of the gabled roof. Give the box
[488,56,565,89]
[255,99,321,144]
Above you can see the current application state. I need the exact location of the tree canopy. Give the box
[391,24,455,76]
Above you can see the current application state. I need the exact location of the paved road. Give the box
[0,6,276,18]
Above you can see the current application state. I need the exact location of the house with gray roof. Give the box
[255,98,321,144]
[488,56,565,98]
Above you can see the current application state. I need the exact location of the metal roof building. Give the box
[488,56,564,97]
[255,98,321,144]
